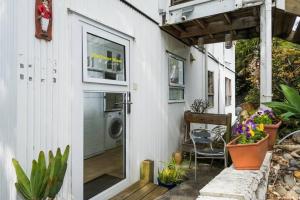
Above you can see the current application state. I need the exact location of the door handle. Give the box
[114,92,132,114]
[127,92,132,114]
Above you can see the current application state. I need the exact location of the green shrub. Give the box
[12,146,70,200]
[158,158,186,185]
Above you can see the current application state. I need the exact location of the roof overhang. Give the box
[161,0,300,45]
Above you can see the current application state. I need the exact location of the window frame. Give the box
[82,25,130,86]
[225,77,232,106]
[207,70,214,107]
[168,53,185,102]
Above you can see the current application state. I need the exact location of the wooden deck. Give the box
[110,181,168,200]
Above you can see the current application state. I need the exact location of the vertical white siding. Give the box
[0,0,17,199]
[2,0,72,199]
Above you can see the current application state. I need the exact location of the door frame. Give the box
[70,13,133,200]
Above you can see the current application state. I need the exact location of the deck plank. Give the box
[124,183,158,200]
[141,186,168,200]
[109,181,148,200]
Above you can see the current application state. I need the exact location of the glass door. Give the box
[81,24,131,200]
[83,92,127,200]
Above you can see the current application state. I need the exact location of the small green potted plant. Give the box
[227,120,269,170]
[250,109,281,149]
[12,145,70,200]
[157,158,186,190]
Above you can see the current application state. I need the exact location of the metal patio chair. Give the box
[190,125,227,181]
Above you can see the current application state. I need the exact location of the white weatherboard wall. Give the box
[0,0,18,199]
[0,0,236,199]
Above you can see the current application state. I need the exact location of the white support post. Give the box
[260,0,273,104]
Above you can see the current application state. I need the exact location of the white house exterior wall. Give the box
[0,0,236,199]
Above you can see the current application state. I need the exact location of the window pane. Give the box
[169,88,184,100]
[225,78,232,106]
[84,92,126,199]
[86,33,126,81]
[208,71,214,94]
[208,95,214,107]
[169,56,184,85]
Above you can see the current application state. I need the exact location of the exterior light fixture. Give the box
[225,33,232,49]
[190,53,195,62]
[198,37,204,49]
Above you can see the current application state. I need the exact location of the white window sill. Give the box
[168,100,185,104]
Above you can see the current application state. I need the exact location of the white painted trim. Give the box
[169,0,214,11]
[260,0,273,104]
[168,100,185,104]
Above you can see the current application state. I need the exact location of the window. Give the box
[208,71,214,107]
[82,26,129,85]
[225,77,232,106]
[168,54,184,101]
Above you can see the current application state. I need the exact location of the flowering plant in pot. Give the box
[157,158,186,190]
[251,109,281,149]
[227,120,269,170]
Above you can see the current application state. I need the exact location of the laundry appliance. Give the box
[104,111,124,150]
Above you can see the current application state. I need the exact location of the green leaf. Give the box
[280,84,300,112]
[15,183,32,200]
[281,112,296,121]
[12,159,31,196]
[30,160,39,198]
[263,101,299,113]
[62,145,70,164]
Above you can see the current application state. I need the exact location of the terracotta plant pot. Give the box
[264,121,282,150]
[227,134,269,170]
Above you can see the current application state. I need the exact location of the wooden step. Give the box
[109,181,148,200]
[141,186,168,200]
[110,181,168,200]
[124,183,158,200]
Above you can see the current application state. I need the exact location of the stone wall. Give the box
[197,152,272,200]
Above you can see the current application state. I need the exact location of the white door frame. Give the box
[71,14,132,200]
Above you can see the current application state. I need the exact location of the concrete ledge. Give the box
[197,152,272,200]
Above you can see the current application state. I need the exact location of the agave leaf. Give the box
[263,101,299,113]
[47,149,62,198]
[49,150,54,160]
[280,84,300,112]
[46,146,70,198]
[281,112,296,121]
[15,183,32,200]
[62,145,70,164]
[43,158,54,198]
[38,151,46,172]
[30,160,39,198]
[12,159,31,196]
[37,151,47,198]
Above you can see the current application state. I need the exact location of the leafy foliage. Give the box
[264,84,300,120]
[190,99,209,113]
[158,158,186,185]
[12,146,70,200]
[251,109,276,125]
[234,120,266,144]
[263,85,300,136]
[236,38,300,105]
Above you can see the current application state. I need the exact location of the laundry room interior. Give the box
[83,92,125,199]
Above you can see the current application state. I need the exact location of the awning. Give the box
[161,0,300,45]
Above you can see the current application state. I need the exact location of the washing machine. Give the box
[104,111,124,150]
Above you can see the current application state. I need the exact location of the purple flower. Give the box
[246,132,251,138]
[245,119,256,130]
[234,124,244,135]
